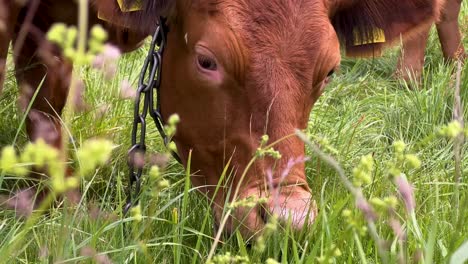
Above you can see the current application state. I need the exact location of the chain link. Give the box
[124,17,181,215]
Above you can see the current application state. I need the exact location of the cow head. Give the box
[102,0,442,237]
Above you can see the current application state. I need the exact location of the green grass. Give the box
[0,4,467,263]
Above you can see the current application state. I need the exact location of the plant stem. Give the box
[296,130,389,264]
[452,60,464,221]
[207,133,296,260]
[207,156,258,261]
[354,231,368,264]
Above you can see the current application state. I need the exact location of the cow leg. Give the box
[14,35,71,151]
[395,25,431,82]
[8,29,73,212]
[0,0,21,93]
[436,0,465,61]
[397,0,465,82]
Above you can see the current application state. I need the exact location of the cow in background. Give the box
[396,0,465,81]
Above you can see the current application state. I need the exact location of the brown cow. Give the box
[396,0,465,81]
[0,0,443,237]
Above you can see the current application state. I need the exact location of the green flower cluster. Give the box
[387,140,421,178]
[255,134,282,159]
[352,154,374,187]
[342,209,368,236]
[164,114,180,153]
[0,139,76,193]
[438,120,466,139]
[148,165,170,197]
[1,139,61,178]
[164,114,180,137]
[308,134,339,155]
[47,23,108,65]
[256,147,282,159]
[316,244,342,264]
[254,215,278,253]
[207,252,250,264]
[1,138,114,194]
[260,135,270,146]
[130,204,143,222]
[370,196,398,213]
[0,145,33,177]
[76,139,115,176]
[228,195,268,210]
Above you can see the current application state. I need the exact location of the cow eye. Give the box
[197,54,217,71]
[327,69,335,77]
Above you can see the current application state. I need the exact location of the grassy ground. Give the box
[0,4,467,263]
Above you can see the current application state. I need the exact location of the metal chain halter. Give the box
[124,17,181,214]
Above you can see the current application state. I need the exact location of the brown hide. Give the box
[0,0,447,237]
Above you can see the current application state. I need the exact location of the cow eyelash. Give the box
[197,54,218,71]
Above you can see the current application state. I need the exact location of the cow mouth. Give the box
[212,184,317,239]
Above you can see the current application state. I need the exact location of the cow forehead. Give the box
[218,0,333,88]
[219,0,329,44]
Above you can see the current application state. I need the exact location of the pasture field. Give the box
[0,4,467,263]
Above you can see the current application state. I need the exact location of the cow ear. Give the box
[330,0,443,57]
[92,0,175,34]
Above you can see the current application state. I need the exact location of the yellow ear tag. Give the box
[353,28,386,46]
[117,0,142,12]
[98,0,142,22]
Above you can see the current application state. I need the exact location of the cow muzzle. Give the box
[213,183,317,239]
